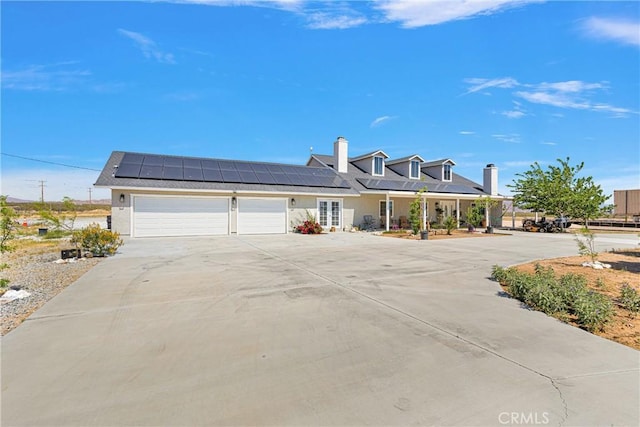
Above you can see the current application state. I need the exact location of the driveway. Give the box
[2,231,639,426]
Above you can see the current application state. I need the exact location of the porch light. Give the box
[231,196,237,209]
[291,198,296,207]
[119,194,125,203]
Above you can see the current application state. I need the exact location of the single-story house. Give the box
[94,137,505,237]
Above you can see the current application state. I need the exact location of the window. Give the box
[318,199,342,229]
[410,160,420,179]
[443,164,452,181]
[379,200,394,218]
[373,156,384,176]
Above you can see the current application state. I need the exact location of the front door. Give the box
[318,199,341,230]
[441,201,456,218]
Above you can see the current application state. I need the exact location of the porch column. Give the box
[485,199,490,228]
[422,196,427,231]
[456,198,460,227]
[385,193,390,231]
[511,200,515,229]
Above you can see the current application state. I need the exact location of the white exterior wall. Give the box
[111,191,132,236]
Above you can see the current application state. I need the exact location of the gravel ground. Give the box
[1,242,103,335]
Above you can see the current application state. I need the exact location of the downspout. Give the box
[386,193,390,231]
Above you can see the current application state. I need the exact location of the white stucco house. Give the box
[94,137,505,237]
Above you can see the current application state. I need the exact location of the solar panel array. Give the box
[115,153,351,189]
[357,178,483,195]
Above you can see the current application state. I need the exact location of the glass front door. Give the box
[318,200,341,229]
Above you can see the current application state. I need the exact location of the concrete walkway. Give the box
[2,231,639,426]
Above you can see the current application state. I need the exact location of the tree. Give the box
[38,196,78,231]
[409,186,428,234]
[1,196,18,288]
[508,158,610,224]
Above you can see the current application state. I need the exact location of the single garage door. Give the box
[238,198,287,234]
[133,196,229,237]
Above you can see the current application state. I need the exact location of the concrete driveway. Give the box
[2,231,639,426]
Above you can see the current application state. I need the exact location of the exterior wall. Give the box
[353,158,373,175]
[111,191,132,236]
[614,190,640,216]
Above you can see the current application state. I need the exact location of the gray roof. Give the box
[422,158,456,167]
[311,154,488,196]
[386,154,425,165]
[95,150,492,198]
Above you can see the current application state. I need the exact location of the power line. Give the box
[1,152,101,172]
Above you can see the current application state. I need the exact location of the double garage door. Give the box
[133,196,287,237]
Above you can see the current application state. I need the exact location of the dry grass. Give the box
[509,248,640,350]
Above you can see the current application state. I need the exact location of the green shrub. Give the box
[556,273,589,309]
[573,291,613,332]
[41,229,72,240]
[619,284,640,314]
[71,224,123,256]
[443,216,457,235]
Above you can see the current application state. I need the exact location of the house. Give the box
[94,137,505,237]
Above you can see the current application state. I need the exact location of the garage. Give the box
[133,196,229,237]
[238,198,287,234]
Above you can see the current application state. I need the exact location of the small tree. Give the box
[575,227,598,263]
[443,215,457,235]
[38,196,78,231]
[1,196,18,288]
[409,187,428,234]
[466,205,484,229]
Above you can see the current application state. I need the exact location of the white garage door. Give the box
[238,198,287,234]
[133,196,229,237]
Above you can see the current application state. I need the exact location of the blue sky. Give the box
[2,0,639,202]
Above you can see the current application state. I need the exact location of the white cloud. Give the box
[540,141,557,146]
[305,13,367,29]
[370,115,396,128]
[502,160,542,168]
[537,80,607,93]
[459,131,475,135]
[463,77,519,95]
[118,29,176,64]
[581,17,640,47]
[2,62,91,91]
[374,0,541,28]
[492,133,521,143]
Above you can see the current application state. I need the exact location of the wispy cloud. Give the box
[503,160,543,168]
[463,77,519,95]
[499,101,527,119]
[540,141,557,146]
[2,62,91,91]
[459,131,475,135]
[580,17,640,47]
[306,12,367,29]
[375,0,541,28]
[118,29,176,64]
[492,133,521,143]
[370,115,396,128]
[465,77,637,118]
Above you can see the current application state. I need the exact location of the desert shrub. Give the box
[619,284,640,314]
[71,223,123,256]
[575,227,598,263]
[556,273,589,309]
[443,216,457,235]
[573,291,614,332]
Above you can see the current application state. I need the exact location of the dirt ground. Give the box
[510,249,640,350]
[381,229,508,240]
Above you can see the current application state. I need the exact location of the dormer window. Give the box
[410,160,420,179]
[373,156,384,176]
[443,164,452,181]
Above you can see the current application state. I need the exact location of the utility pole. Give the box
[88,188,92,204]
[38,180,46,202]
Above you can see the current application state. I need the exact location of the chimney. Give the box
[333,136,348,173]
[483,163,498,196]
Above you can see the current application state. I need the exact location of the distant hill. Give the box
[5,197,110,204]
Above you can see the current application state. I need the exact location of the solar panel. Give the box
[356,178,479,194]
[164,157,182,167]
[183,158,201,168]
[202,168,223,182]
[121,153,144,165]
[140,165,163,179]
[234,162,254,172]
[218,160,236,171]
[115,163,141,178]
[251,163,269,173]
[143,155,164,166]
[184,167,203,181]
[271,173,292,185]
[221,169,242,183]
[254,172,277,184]
[238,170,261,184]
[201,159,220,170]
[163,166,184,180]
[266,164,284,174]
